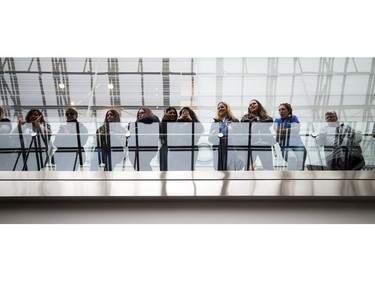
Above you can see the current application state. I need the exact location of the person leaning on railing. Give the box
[90,109,127,171]
[240,99,275,170]
[128,107,160,171]
[53,107,88,171]
[159,107,178,171]
[274,103,307,171]
[174,107,204,170]
[316,111,365,170]
[208,101,241,171]
[10,108,52,171]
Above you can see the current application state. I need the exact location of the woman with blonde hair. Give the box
[209,101,241,170]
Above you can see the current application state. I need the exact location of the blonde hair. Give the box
[216,101,238,121]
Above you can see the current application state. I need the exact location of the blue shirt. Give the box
[274,115,304,146]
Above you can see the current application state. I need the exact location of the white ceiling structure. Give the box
[0,57,374,127]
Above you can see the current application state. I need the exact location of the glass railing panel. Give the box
[0,121,374,172]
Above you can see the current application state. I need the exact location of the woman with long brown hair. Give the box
[241,99,275,170]
[128,107,160,171]
[91,109,127,171]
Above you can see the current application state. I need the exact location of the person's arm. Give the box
[208,120,219,143]
[316,126,328,146]
[288,116,301,135]
[33,115,51,135]
[274,119,288,143]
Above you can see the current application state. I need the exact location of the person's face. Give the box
[166,109,177,120]
[106,111,115,122]
[181,109,190,117]
[249,100,258,113]
[325,113,337,123]
[278,105,289,119]
[137,109,146,120]
[217,103,228,117]
[29,111,41,122]
[65,111,77,122]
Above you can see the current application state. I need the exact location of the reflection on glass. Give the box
[0,122,374,172]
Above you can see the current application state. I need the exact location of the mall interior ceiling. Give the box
[0,57,374,125]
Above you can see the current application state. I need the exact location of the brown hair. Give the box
[179,106,200,122]
[279,103,293,118]
[25,108,45,123]
[246,99,270,120]
[105,109,121,123]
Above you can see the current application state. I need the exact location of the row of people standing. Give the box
[0,105,203,171]
[1,103,368,171]
[0,103,317,172]
[208,100,306,171]
[124,103,366,171]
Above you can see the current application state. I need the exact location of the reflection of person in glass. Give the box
[53,107,88,171]
[11,108,51,171]
[91,109,127,171]
[274,103,307,171]
[316,111,365,170]
[128,107,160,171]
[209,101,240,170]
[241,99,275,170]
